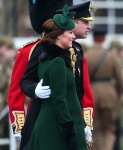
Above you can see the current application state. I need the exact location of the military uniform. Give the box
[86,44,123,150]
[72,41,94,129]
[8,38,40,134]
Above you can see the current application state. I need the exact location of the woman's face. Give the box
[58,30,75,49]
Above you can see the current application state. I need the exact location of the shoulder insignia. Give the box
[76,47,80,51]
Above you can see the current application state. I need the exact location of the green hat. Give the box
[53,5,76,30]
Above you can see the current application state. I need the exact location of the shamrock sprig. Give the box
[63,5,76,19]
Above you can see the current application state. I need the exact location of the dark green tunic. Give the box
[28,44,87,150]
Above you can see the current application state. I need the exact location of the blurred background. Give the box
[0,0,123,48]
[0,0,123,150]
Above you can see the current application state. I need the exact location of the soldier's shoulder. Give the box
[73,41,82,48]
[22,38,41,49]
[72,41,83,53]
[17,38,41,56]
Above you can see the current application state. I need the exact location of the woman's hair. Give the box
[41,19,64,45]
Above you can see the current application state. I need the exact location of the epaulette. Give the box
[22,38,40,48]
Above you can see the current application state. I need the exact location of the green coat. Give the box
[28,44,87,150]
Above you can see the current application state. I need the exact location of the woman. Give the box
[28,5,87,150]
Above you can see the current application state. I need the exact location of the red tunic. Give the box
[82,56,94,130]
[8,38,40,134]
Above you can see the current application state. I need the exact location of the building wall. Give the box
[0,0,123,37]
[73,0,123,35]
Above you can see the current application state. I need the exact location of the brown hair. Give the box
[41,19,64,45]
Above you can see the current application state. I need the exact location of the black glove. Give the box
[59,121,77,150]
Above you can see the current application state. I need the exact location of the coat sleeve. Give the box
[20,44,41,99]
[82,56,94,130]
[8,40,39,134]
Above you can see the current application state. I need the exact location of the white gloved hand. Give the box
[35,79,51,99]
[84,125,93,143]
[14,133,21,141]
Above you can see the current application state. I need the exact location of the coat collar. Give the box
[41,43,70,57]
[39,43,71,68]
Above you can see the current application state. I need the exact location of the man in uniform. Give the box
[8,0,94,148]
[86,28,123,150]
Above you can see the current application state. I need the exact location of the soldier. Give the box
[8,0,94,148]
[86,28,123,150]
[108,40,123,150]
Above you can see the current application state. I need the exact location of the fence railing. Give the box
[0,106,17,150]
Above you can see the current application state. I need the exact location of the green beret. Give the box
[53,5,76,30]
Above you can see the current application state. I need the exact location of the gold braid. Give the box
[69,48,76,75]
[28,41,40,61]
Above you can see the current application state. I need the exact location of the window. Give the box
[115,25,123,34]
[93,0,123,34]
[73,0,123,35]
[95,9,108,17]
[115,9,123,17]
